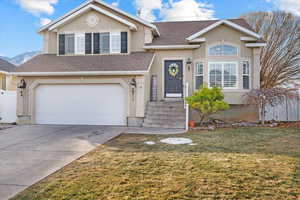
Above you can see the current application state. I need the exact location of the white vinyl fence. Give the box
[0,90,17,123]
[264,89,300,122]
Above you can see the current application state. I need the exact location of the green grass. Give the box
[12,127,300,200]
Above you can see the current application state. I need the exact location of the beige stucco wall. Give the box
[148,24,261,105]
[42,2,151,54]
[0,74,17,91]
[16,75,146,125]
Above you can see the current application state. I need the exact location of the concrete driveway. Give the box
[0,125,126,200]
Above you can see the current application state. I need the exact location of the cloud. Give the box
[266,0,300,15]
[111,1,119,7]
[135,0,163,21]
[16,0,58,16]
[161,0,215,21]
[40,18,52,26]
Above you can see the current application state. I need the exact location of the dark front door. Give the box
[164,60,183,98]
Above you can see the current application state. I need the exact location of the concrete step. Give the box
[143,118,185,124]
[143,101,186,129]
[145,114,186,120]
[146,107,185,112]
[148,101,184,106]
[143,122,185,129]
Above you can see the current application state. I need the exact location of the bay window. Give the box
[209,62,238,89]
[195,62,204,89]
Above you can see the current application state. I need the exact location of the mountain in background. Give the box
[1,51,40,66]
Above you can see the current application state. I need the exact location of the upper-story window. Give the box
[209,44,238,56]
[59,32,128,55]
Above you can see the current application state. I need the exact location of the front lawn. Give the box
[12,127,300,200]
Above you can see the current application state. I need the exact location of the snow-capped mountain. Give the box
[1,51,40,66]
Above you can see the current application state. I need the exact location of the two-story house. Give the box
[13,0,265,128]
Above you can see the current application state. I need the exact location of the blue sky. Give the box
[0,0,299,58]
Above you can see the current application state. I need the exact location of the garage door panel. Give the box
[35,84,126,125]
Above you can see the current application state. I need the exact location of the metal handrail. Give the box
[184,82,189,131]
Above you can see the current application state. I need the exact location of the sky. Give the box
[0,0,299,58]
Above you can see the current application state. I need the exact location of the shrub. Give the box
[185,86,230,126]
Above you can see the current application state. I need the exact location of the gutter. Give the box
[143,45,200,50]
[10,71,149,77]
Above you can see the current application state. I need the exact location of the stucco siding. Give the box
[41,2,151,54]
[146,24,261,105]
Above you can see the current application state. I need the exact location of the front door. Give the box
[164,60,183,98]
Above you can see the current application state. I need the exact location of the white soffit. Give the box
[186,20,261,41]
[245,43,267,47]
[188,38,206,43]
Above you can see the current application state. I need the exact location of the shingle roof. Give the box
[16,52,155,73]
[148,19,257,46]
[0,58,17,72]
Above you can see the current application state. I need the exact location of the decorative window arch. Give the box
[209,44,238,56]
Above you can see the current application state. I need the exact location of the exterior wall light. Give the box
[186,58,193,71]
[129,78,137,88]
[18,79,27,97]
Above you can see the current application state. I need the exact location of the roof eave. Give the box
[186,19,262,41]
[10,70,149,77]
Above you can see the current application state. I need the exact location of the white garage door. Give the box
[35,84,126,125]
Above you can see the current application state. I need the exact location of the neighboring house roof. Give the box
[0,58,17,73]
[39,0,160,36]
[14,52,155,75]
[148,19,261,46]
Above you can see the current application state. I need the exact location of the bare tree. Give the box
[242,11,300,89]
[244,88,299,124]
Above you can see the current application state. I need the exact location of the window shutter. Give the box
[93,33,100,54]
[75,33,85,55]
[85,33,92,54]
[110,32,121,54]
[121,32,128,53]
[59,34,65,55]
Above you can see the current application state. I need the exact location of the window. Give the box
[195,62,204,89]
[100,33,110,54]
[65,34,75,54]
[242,61,250,89]
[209,62,238,89]
[110,32,121,53]
[75,33,85,55]
[209,45,238,56]
[58,32,127,55]
[209,63,223,87]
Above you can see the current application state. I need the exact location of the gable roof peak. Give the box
[38,0,160,36]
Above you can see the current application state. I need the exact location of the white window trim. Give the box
[208,61,239,89]
[194,61,204,90]
[242,60,251,90]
